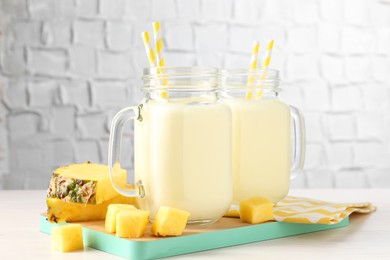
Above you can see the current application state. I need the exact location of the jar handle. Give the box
[108,106,145,198]
[289,105,306,179]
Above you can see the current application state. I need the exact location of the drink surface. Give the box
[134,98,232,222]
[224,98,291,204]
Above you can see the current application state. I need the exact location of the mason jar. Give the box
[221,69,305,206]
[108,67,232,224]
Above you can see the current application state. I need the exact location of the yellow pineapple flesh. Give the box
[116,209,149,238]
[51,224,83,252]
[224,208,240,218]
[47,195,136,223]
[151,206,190,237]
[105,204,137,233]
[47,162,127,205]
[239,196,274,224]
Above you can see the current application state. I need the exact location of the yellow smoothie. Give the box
[134,99,232,223]
[224,98,291,204]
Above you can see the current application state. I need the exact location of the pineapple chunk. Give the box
[224,208,240,218]
[240,196,274,224]
[51,224,83,252]
[47,162,127,205]
[47,195,136,223]
[105,204,137,233]
[151,206,190,237]
[116,209,149,238]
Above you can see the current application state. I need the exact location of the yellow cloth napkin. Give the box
[273,196,377,224]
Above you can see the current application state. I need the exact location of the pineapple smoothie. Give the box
[223,98,291,204]
[134,99,232,223]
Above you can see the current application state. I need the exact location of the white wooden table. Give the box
[0,189,389,259]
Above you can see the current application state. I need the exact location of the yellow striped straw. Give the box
[141,31,156,67]
[152,22,168,98]
[262,39,274,69]
[142,30,167,99]
[152,22,164,67]
[245,40,260,99]
[256,39,274,98]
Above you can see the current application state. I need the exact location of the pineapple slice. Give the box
[239,196,274,224]
[105,204,137,233]
[47,162,127,205]
[151,206,190,237]
[51,224,83,252]
[116,209,149,238]
[47,195,136,223]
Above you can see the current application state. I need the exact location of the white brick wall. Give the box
[73,20,105,47]
[28,48,68,76]
[195,24,228,51]
[1,0,390,189]
[106,21,133,51]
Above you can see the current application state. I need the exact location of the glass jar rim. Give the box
[143,66,219,79]
[220,68,280,90]
[220,68,279,77]
[142,66,220,92]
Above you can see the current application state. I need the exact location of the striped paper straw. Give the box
[141,31,156,67]
[142,30,168,99]
[245,40,260,99]
[152,22,164,67]
[152,22,168,98]
[262,39,274,69]
[256,39,274,98]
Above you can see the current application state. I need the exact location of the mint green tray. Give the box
[40,215,348,259]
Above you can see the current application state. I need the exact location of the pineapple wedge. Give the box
[116,209,149,238]
[239,196,274,224]
[47,195,136,223]
[47,162,127,205]
[105,204,137,233]
[51,224,83,252]
[151,206,190,237]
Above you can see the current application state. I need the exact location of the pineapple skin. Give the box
[116,209,149,238]
[47,162,127,205]
[151,206,190,237]
[105,204,137,233]
[239,197,274,224]
[47,195,136,223]
[51,224,83,252]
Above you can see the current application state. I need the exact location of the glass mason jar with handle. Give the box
[108,67,232,224]
[221,69,305,206]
